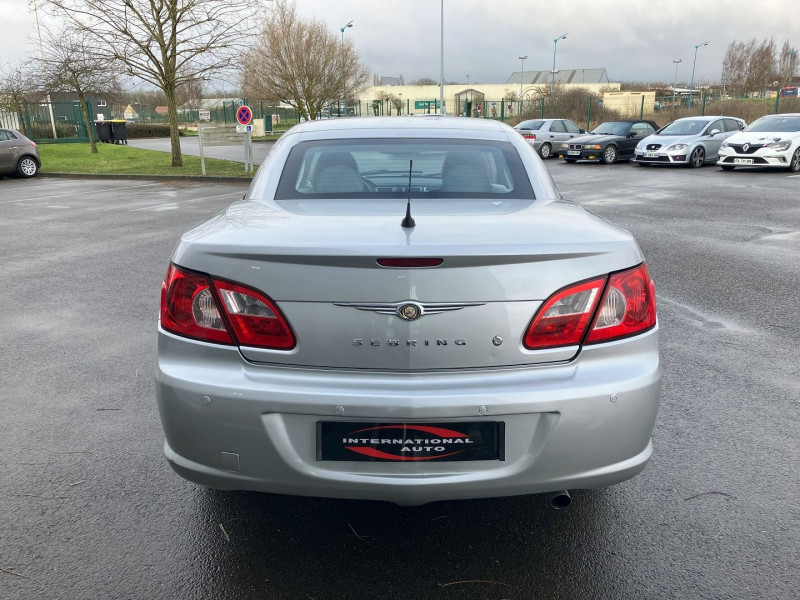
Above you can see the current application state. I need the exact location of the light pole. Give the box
[689,41,709,108]
[518,55,527,104]
[340,21,353,117]
[439,0,445,114]
[672,59,682,106]
[552,33,567,94]
[466,74,469,86]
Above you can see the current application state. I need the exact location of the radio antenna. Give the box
[401,159,416,228]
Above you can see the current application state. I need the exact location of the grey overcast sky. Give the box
[1,0,796,86]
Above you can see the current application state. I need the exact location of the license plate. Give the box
[317,421,504,462]
[645,151,659,158]
[734,158,754,165]
[567,150,580,156]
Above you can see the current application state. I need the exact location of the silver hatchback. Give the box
[156,117,661,506]
[633,116,745,167]
[514,118,584,158]
[0,128,41,177]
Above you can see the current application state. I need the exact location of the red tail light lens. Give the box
[524,263,657,350]
[523,277,606,349]
[161,264,295,350]
[213,281,295,349]
[586,263,656,344]
[161,264,233,345]
[523,134,537,140]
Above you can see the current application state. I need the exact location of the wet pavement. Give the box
[1,162,799,599]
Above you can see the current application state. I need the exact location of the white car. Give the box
[717,113,800,171]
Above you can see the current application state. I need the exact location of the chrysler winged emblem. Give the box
[335,300,485,321]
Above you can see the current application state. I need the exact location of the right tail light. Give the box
[524,263,656,350]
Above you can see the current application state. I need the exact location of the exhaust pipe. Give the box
[548,490,571,510]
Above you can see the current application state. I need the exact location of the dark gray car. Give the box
[0,128,41,177]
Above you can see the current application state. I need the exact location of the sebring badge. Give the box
[335,300,485,321]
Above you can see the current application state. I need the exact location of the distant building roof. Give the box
[196,98,243,110]
[380,76,401,86]
[506,68,610,86]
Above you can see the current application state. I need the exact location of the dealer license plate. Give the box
[734,158,754,165]
[645,151,659,158]
[567,150,580,156]
[317,421,504,462]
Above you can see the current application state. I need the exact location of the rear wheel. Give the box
[16,156,38,178]
[539,143,552,159]
[720,165,735,171]
[689,147,705,168]
[602,145,617,164]
[789,148,800,172]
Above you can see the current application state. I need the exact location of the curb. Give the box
[39,172,252,183]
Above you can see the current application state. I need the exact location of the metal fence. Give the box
[14,101,94,142]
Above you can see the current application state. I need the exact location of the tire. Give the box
[16,156,38,178]
[689,146,705,168]
[601,145,617,165]
[720,165,735,171]
[789,148,800,172]
[539,143,552,159]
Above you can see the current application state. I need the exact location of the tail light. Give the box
[523,134,537,140]
[161,264,295,350]
[524,263,656,350]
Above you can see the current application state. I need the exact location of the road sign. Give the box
[198,109,210,121]
[236,105,253,125]
[236,124,253,133]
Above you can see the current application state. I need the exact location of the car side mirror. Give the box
[709,129,721,136]
[628,132,637,138]
[579,129,585,133]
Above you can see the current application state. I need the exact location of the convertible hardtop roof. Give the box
[287,116,513,136]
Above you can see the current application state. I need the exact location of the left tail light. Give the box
[524,263,656,350]
[161,264,295,350]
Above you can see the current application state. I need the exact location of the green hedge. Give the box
[125,123,184,138]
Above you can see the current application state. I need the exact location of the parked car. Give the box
[633,116,746,167]
[717,113,800,171]
[514,118,584,159]
[0,128,40,178]
[157,116,661,507]
[558,120,659,164]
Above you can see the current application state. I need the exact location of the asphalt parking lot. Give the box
[1,161,799,599]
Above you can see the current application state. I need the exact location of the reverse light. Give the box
[524,263,657,350]
[161,264,295,350]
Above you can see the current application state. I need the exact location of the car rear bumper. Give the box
[156,325,661,505]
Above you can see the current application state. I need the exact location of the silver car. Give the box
[0,128,41,177]
[633,116,745,167]
[514,118,584,159]
[156,117,661,506]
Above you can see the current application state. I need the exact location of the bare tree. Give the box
[40,27,118,153]
[241,0,369,121]
[0,62,39,134]
[175,76,205,112]
[44,0,260,166]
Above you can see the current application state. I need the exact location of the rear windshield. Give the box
[515,120,545,130]
[275,139,534,200]
[746,116,800,133]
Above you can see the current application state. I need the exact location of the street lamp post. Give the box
[689,41,709,108]
[518,55,527,105]
[340,21,353,117]
[672,59,682,106]
[439,0,445,114]
[551,33,567,94]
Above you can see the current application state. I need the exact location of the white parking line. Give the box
[0,182,162,204]
[128,191,244,212]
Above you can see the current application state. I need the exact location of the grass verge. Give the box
[39,142,251,178]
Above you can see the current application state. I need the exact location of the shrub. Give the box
[125,123,183,138]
